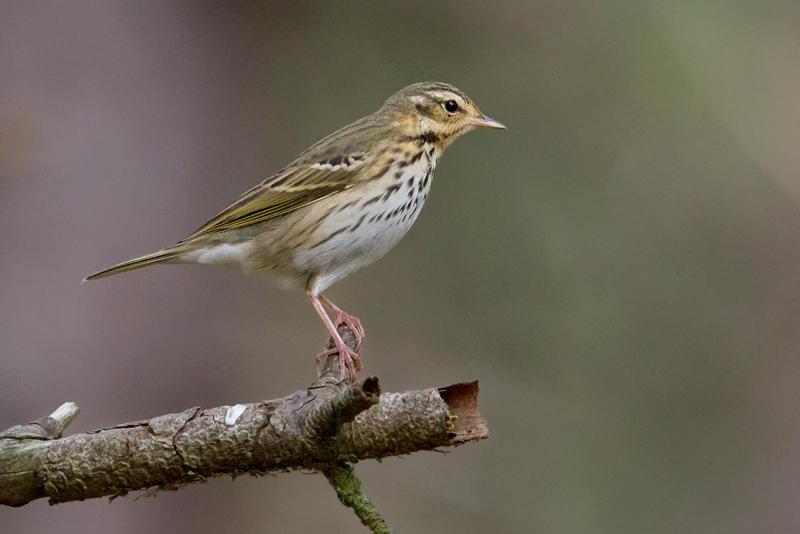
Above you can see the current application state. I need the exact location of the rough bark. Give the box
[0,325,488,533]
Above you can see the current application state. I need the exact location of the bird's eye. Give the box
[444,100,459,113]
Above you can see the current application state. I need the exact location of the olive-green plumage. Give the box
[84,82,505,380]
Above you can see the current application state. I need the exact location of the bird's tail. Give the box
[83,246,185,282]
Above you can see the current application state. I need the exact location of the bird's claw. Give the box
[316,342,361,382]
[332,311,366,341]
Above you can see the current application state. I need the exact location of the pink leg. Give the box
[319,294,366,341]
[307,292,361,382]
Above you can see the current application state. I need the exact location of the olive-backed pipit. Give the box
[85,82,505,380]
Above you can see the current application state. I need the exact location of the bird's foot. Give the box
[316,342,361,382]
[331,310,366,343]
[311,294,365,382]
[320,295,366,341]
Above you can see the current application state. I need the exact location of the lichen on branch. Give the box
[0,324,488,534]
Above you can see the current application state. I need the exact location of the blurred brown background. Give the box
[2,1,800,533]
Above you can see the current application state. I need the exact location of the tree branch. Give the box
[323,463,391,534]
[0,324,488,532]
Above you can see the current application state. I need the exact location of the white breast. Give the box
[294,146,439,292]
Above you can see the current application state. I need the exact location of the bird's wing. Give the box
[180,153,372,242]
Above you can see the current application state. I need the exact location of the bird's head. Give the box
[382,82,505,147]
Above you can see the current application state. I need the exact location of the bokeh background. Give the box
[2,1,800,532]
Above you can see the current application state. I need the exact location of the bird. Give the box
[84,81,505,381]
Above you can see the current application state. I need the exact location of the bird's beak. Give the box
[467,114,506,129]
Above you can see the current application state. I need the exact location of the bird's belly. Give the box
[288,162,434,290]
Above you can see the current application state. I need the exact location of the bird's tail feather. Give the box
[83,247,185,282]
